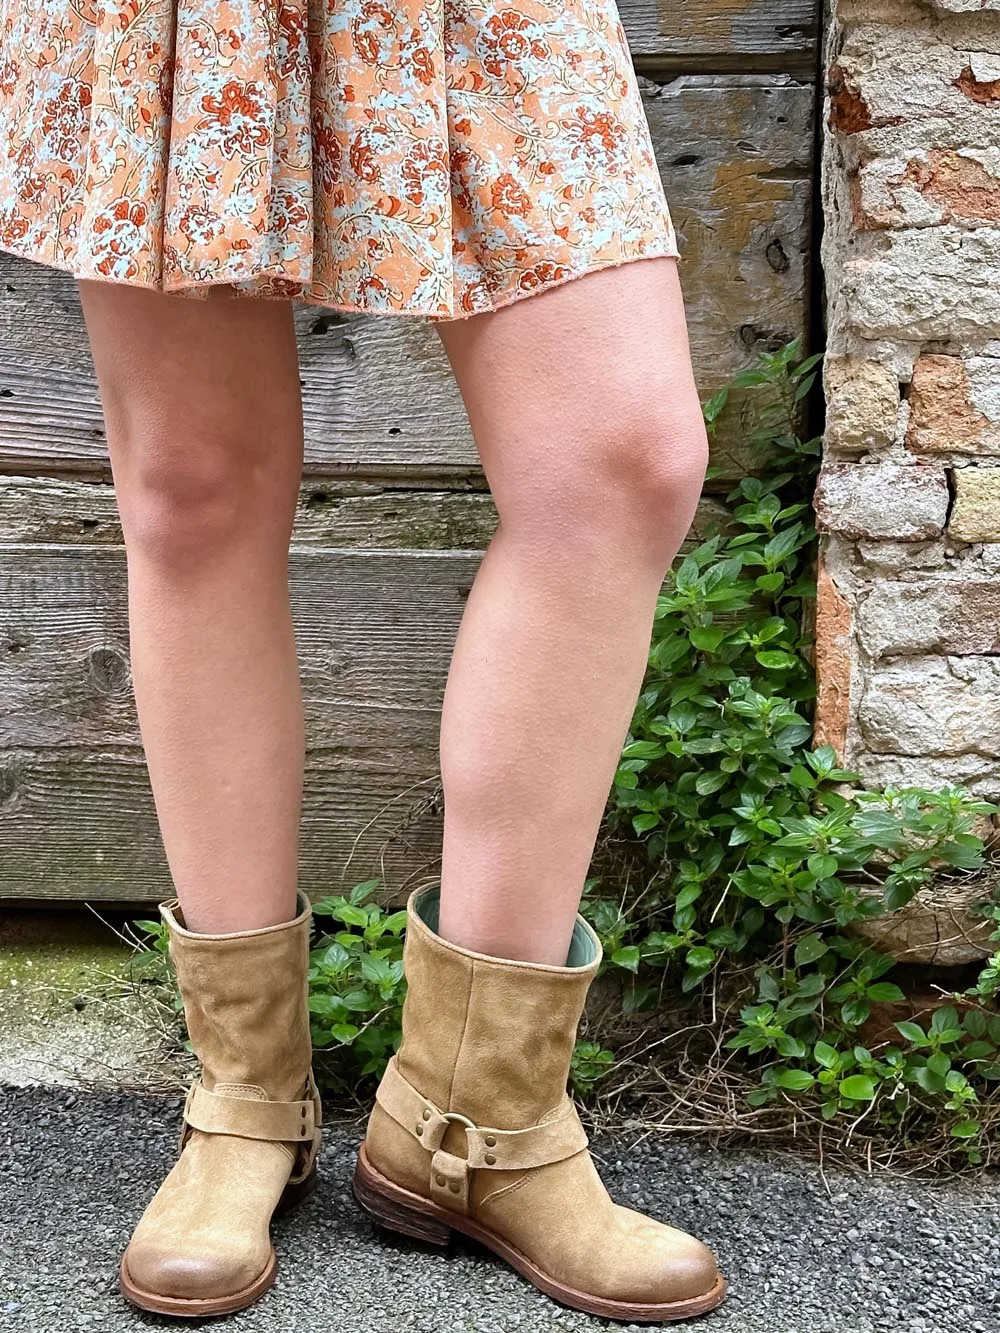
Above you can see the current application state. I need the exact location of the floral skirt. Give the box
[0,0,679,319]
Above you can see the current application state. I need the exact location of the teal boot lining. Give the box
[413,887,596,968]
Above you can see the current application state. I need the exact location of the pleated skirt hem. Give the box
[0,235,681,322]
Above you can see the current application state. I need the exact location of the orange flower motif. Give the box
[518,260,569,291]
[199,79,270,157]
[352,2,395,65]
[402,138,448,206]
[0,57,19,97]
[0,209,30,246]
[41,78,92,158]
[91,197,149,279]
[490,172,531,218]
[411,46,435,86]
[349,127,390,184]
[478,8,549,77]
[313,118,343,194]
[92,198,148,231]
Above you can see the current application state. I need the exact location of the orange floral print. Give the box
[0,0,680,319]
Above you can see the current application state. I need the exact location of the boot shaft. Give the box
[396,887,601,1128]
[161,894,314,1104]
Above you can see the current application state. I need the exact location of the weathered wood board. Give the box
[0,78,814,485]
[0,476,730,549]
[621,0,818,68]
[0,747,446,904]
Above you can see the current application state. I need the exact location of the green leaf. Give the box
[773,1069,815,1092]
[621,740,667,760]
[951,1120,981,1139]
[674,883,702,911]
[839,1075,876,1101]
[794,933,828,966]
[755,650,800,671]
[806,853,839,879]
[841,998,870,1027]
[381,910,409,936]
[611,946,641,974]
[931,1005,960,1036]
[895,1020,928,1045]
[334,904,371,929]
[689,626,729,653]
[814,1042,839,1070]
[866,982,905,1003]
[695,770,729,795]
[632,812,662,835]
[349,878,382,904]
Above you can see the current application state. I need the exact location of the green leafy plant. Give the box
[307,880,407,1090]
[582,339,1000,1166]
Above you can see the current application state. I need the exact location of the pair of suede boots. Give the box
[119,886,727,1323]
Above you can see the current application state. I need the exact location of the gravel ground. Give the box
[1,1087,998,1333]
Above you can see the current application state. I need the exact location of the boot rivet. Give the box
[300,1127,307,1137]
[484,1135,496,1147]
[301,1106,308,1118]
[415,1124,424,1136]
[435,1174,446,1186]
[422,1109,432,1121]
[485,1153,496,1165]
[449,1182,460,1193]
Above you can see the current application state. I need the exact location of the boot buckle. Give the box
[440,1111,477,1132]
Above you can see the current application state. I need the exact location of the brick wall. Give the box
[819,0,1000,801]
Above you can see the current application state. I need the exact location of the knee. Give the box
[115,430,280,572]
[541,396,710,565]
[603,403,710,532]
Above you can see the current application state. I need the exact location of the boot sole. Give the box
[119,1167,318,1318]
[353,1147,727,1324]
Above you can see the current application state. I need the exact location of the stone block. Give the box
[906,354,1000,456]
[859,750,1000,799]
[855,540,946,574]
[929,0,1000,12]
[859,656,1000,756]
[823,356,900,453]
[858,148,1000,231]
[828,27,1000,137]
[851,873,996,966]
[841,229,1000,343]
[948,467,1000,541]
[858,579,1000,657]
[814,462,949,540]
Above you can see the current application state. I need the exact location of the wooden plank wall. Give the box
[0,2,820,903]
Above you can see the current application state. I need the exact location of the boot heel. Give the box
[277,1167,318,1214]
[353,1154,452,1247]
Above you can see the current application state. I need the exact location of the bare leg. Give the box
[435,257,708,965]
[79,284,304,933]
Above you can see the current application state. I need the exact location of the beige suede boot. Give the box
[120,893,322,1317]
[354,886,726,1323]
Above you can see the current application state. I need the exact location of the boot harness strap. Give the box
[183,1080,319,1145]
[375,1055,588,1214]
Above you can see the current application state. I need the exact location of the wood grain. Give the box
[0,746,445,903]
[621,0,819,67]
[0,474,730,548]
